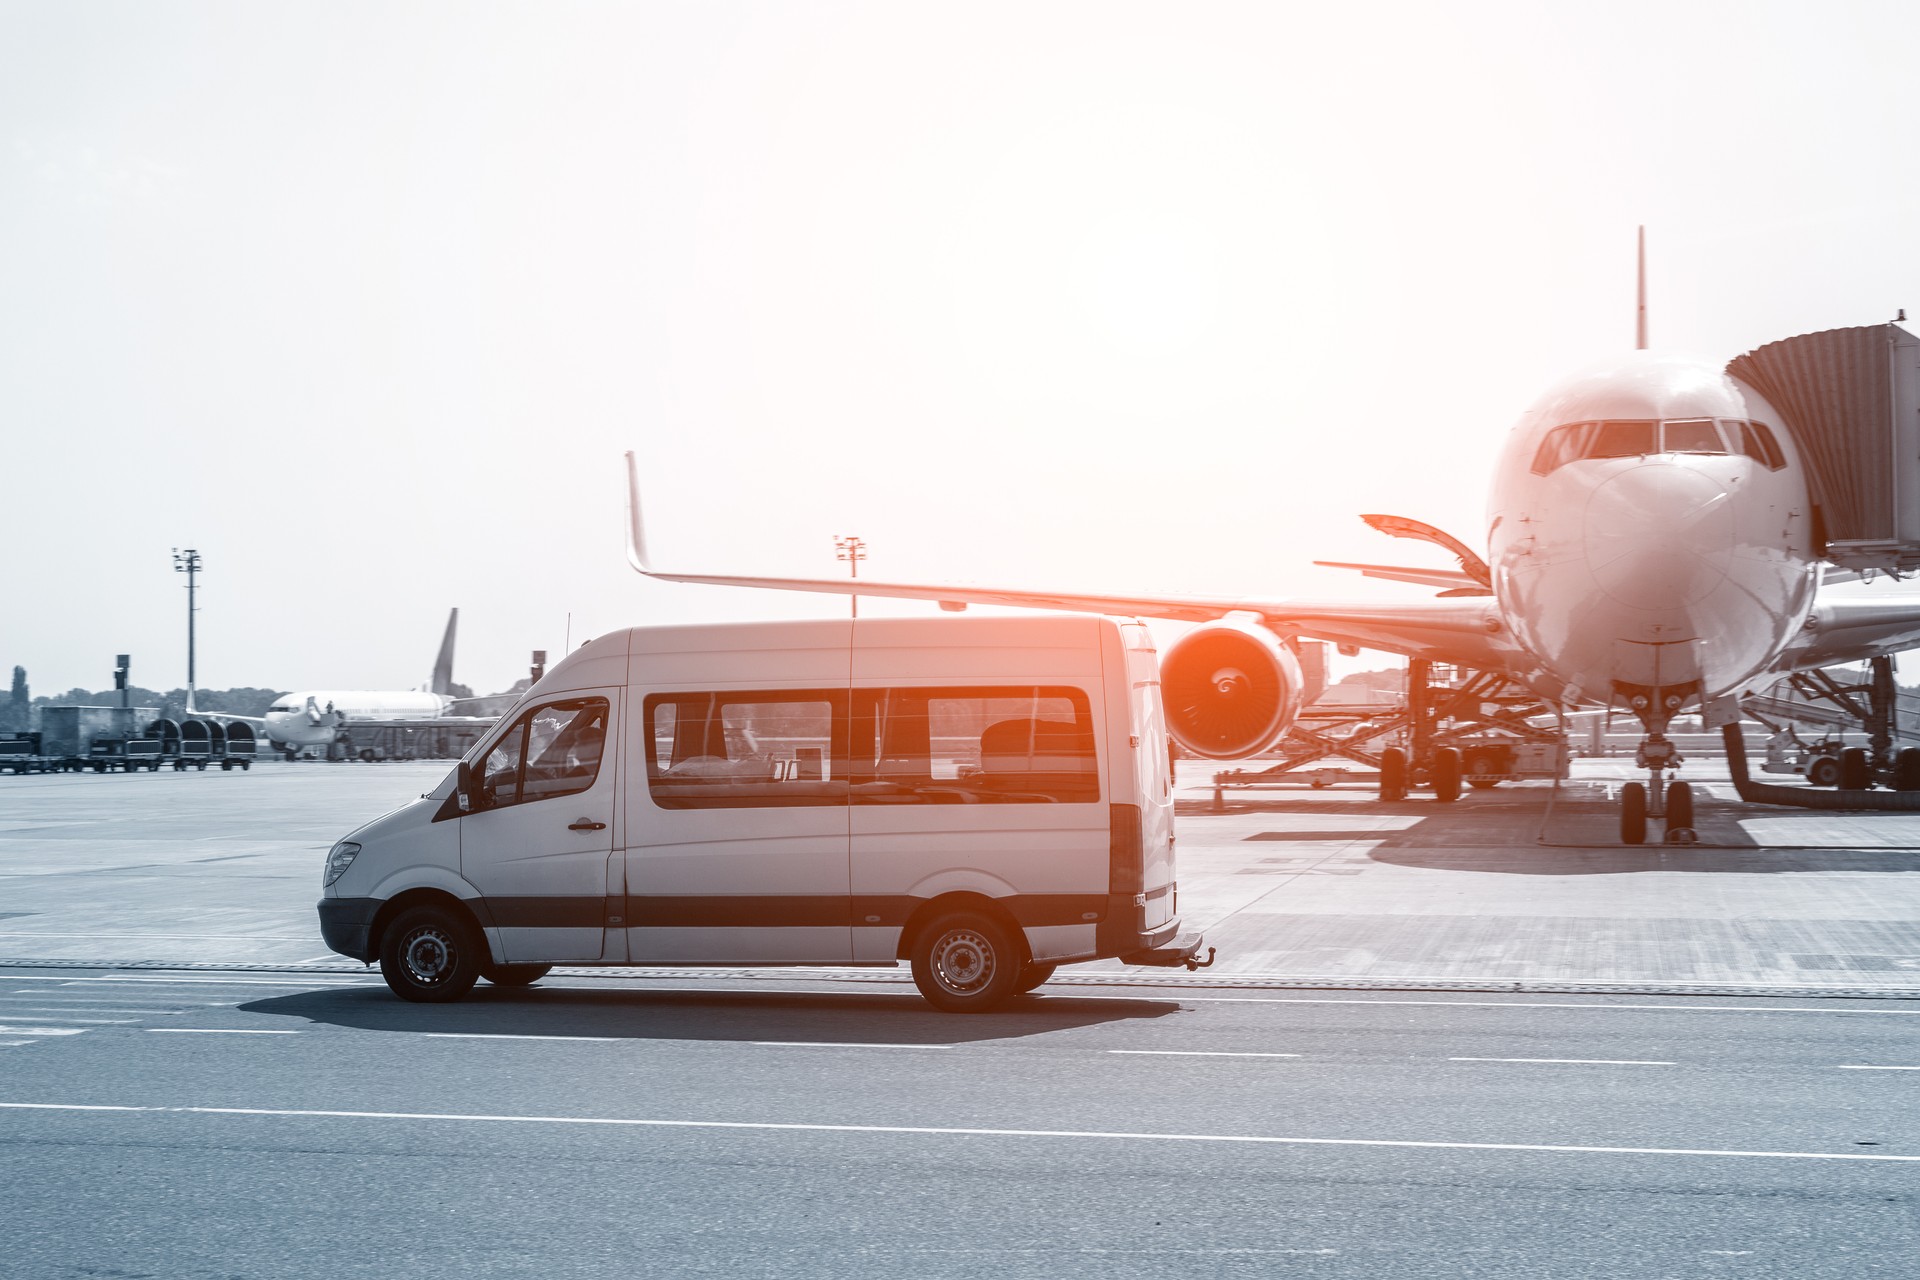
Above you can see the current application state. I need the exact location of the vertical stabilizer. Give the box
[1635,226,1649,350]
[430,608,458,696]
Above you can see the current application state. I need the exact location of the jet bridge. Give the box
[1727,322,1920,571]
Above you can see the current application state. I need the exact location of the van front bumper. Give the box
[317,897,381,963]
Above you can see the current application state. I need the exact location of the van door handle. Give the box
[568,819,607,831]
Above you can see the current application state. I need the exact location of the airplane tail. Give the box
[430,608,458,696]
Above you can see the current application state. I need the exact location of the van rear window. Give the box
[643,685,1099,808]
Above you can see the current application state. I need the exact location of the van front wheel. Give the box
[380,904,482,1003]
[911,913,1022,1013]
[483,963,551,987]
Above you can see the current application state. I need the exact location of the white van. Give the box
[317,614,1207,1012]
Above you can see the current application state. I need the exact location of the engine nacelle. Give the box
[1161,621,1305,760]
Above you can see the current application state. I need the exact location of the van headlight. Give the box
[323,841,361,887]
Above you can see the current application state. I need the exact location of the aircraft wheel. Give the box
[1621,781,1648,844]
[284,749,298,763]
[1839,747,1872,791]
[1806,755,1841,788]
[1431,747,1463,803]
[1894,748,1920,792]
[1379,748,1408,801]
[1665,780,1694,832]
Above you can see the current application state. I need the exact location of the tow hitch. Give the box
[1123,933,1215,970]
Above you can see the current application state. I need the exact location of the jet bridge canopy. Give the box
[1726,322,1920,571]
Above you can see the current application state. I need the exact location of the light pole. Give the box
[834,535,866,618]
[172,548,201,711]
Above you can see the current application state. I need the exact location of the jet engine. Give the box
[1160,621,1305,760]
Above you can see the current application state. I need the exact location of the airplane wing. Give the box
[624,454,1520,670]
[1774,595,1920,670]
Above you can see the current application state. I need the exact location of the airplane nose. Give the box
[1583,464,1733,610]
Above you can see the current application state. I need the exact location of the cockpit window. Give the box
[1738,420,1786,470]
[1662,418,1726,453]
[1589,420,1657,458]
[1533,416,1776,475]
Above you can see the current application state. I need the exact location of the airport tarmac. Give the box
[0,759,1916,997]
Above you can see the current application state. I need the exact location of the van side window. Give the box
[644,691,847,809]
[475,698,608,810]
[851,686,1098,804]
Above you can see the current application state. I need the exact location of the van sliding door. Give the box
[625,688,853,963]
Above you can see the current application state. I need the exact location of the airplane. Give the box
[619,247,1920,844]
[191,609,483,758]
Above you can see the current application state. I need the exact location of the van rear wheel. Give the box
[380,904,482,1003]
[911,913,1022,1013]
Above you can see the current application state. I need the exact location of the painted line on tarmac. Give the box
[1449,1057,1675,1066]
[1045,994,1920,1016]
[0,1026,88,1036]
[1836,1064,1920,1071]
[1,1101,1915,1163]
[3,975,376,988]
[146,1028,300,1035]
[1110,1050,1302,1059]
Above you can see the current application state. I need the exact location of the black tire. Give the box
[1665,779,1694,832]
[1807,754,1841,788]
[1379,748,1408,801]
[1469,778,1500,790]
[1431,747,1463,803]
[910,912,1023,1013]
[1839,747,1872,791]
[284,749,298,763]
[1894,748,1920,792]
[360,749,377,763]
[379,904,483,1003]
[1016,962,1056,994]
[1621,781,1647,845]
[220,760,232,771]
[482,963,552,987]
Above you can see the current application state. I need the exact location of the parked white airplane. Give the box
[192,610,473,757]
[621,283,1920,844]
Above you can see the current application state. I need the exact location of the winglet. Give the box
[624,451,652,575]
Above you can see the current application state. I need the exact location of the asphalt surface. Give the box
[3,968,1917,1278]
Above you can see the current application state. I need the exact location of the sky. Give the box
[6,1,1920,697]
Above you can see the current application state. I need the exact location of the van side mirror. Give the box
[456,761,475,812]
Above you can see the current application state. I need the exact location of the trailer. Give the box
[336,716,495,763]
[0,733,56,774]
[82,737,166,772]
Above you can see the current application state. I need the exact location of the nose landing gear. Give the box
[1621,733,1697,845]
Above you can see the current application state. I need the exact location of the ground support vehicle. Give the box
[1210,658,1568,808]
[79,737,166,772]
[1742,656,1920,792]
[337,718,494,763]
[319,615,1209,1013]
[0,734,57,774]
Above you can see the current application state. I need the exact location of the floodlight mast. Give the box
[172,548,201,711]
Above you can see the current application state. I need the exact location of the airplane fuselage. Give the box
[1486,352,1819,728]
[265,690,449,749]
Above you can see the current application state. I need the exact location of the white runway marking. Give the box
[2,1101,1915,1163]
[0,1026,88,1036]
[3,975,374,988]
[145,1029,300,1036]
[1109,1050,1302,1058]
[1835,1064,1920,1071]
[1449,1057,1675,1066]
[0,1016,133,1024]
